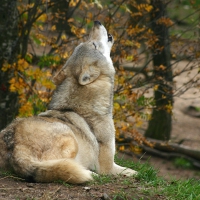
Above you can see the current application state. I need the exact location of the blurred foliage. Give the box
[1,0,200,147]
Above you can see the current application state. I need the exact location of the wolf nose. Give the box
[94,20,102,26]
[108,34,113,42]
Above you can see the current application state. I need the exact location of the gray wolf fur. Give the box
[0,21,137,184]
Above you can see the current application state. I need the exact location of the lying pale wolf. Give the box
[0,21,137,184]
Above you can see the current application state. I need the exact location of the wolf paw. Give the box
[112,164,138,176]
[91,171,99,177]
[121,168,138,176]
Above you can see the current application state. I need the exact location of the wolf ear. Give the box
[79,65,100,85]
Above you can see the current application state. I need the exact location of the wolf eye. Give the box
[93,42,97,49]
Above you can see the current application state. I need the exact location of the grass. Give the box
[91,156,200,200]
[173,157,193,169]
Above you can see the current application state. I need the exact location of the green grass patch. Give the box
[112,155,200,199]
[0,169,14,176]
[194,107,200,112]
[92,173,115,185]
[173,157,193,169]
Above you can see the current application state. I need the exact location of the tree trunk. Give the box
[145,0,173,140]
[0,0,19,131]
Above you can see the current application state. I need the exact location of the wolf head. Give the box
[53,21,114,86]
[48,21,115,114]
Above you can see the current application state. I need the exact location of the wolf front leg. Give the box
[98,138,137,176]
[91,116,137,176]
[98,139,115,173]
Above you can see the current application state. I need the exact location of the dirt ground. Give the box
[131,94,200,181]
[136,59,200,181]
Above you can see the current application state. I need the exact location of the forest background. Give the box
[0,0,200,167]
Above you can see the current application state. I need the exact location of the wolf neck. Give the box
[48,76,114,119]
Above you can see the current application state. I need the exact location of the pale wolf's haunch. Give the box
[0,21,137,184]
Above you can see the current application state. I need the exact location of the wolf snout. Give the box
[94,20,102,26]
[108,34,113,42]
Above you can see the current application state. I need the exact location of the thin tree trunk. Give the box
[0,0,19,130]
[145,0,173,140]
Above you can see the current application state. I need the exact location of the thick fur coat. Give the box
[0,21,137,184]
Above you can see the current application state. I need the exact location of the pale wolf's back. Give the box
[0,117,93,183]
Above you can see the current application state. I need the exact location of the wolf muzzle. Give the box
[108,33,113,42]
[94,20,102,26]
